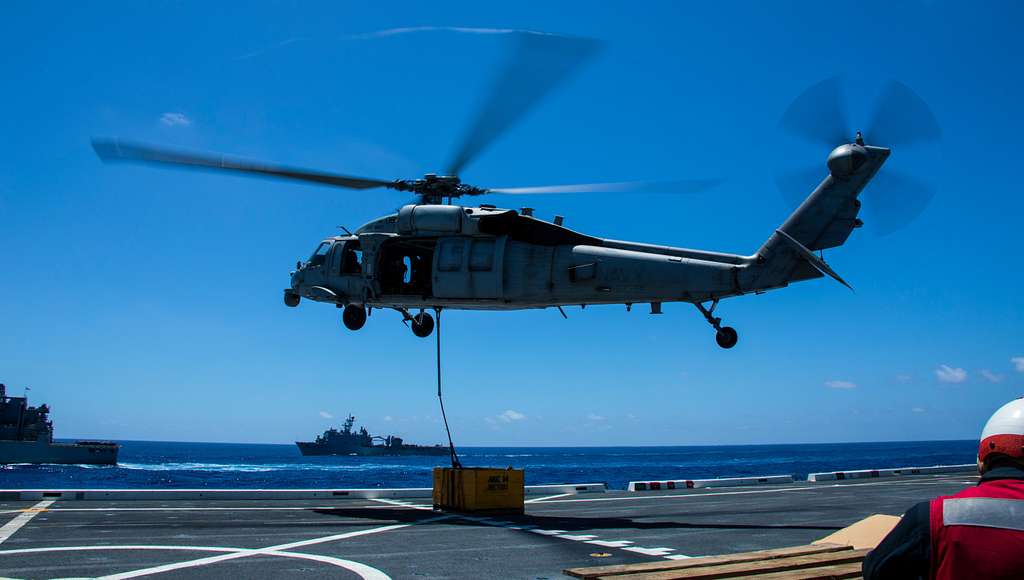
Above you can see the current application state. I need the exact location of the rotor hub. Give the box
[827,142,869,178]
[392,174,487,203]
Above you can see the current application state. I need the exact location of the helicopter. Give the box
[92,34,940,349]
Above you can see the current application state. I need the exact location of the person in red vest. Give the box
[863,397,1024,579]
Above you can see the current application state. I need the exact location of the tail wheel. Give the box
[342,305,367,331]
[411,312,435,338]
[715,326,738,349]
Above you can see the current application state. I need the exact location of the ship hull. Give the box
[0,439,119,465]
[296,441,449,457]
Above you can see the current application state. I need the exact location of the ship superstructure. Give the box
[0,383,119,465]
[296,415,447,456]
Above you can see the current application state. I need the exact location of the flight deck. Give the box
[0,473,974,579]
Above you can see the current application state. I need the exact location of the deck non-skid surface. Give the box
[0,475,973,579]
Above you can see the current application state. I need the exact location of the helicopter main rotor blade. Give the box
[485,179,721,195]
[445,32,601,177]
[866,80,942,147]
[775,78,942,235]
[92,138,396,190]
[778,77,851,148]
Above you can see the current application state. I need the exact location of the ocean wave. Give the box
[113,462,436,473]
[3,462,117,470]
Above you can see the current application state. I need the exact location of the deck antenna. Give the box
[435,307,462,468]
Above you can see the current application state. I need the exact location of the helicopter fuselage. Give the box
[287,143,889,348]
[292,204,769,312]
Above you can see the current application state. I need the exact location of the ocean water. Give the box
[0,440,977,490]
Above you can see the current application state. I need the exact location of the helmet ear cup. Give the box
[978,434,1024,464]
[978,398,1024,464]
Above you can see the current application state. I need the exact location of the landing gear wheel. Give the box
[715,326,738,349]
[342,305,367,331]
[283,292,300,308]
[411,311,435,338]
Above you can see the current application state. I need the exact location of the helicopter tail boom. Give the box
[741,144,889,293]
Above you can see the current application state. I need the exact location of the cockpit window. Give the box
[308,242,332,266]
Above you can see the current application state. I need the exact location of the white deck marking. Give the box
[539,477,972,505]
[624,546,675,556]
[44,504,401,513]
[585,539,634,548]
[0,499,54,545]
[369,498,433,511]
[0,545,389,580]
[0,545,244,556]
[555,534,597,541]
[372,494,689,561]
[529,529,567,536]
[525,493,573,503]
[543,486,813,503]
[96,522,428,580]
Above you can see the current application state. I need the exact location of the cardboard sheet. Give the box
[814,514,902,550]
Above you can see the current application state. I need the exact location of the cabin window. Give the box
[341,240,363,274]
[469,239,495,271]
[438,239,464,272]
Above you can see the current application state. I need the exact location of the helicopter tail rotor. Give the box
[778,77,851,150]
[866,80,943,148]
[775,78,942,235]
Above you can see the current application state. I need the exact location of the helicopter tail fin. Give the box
[742,145,889,292]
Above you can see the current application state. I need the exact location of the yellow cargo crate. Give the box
[433,467,525,515]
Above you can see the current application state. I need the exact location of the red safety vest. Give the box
[930,478,1024,580]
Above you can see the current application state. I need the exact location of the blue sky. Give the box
[2,1,1022,446]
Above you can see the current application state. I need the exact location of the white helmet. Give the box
[979,397,1024,464]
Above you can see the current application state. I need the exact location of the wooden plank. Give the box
[565,544,853,579]
[596,549,869,580]
[741,562,863,579]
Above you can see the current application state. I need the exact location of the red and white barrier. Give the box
[807,464,976,482]
[0,482,607,502]
[628,475,794,492]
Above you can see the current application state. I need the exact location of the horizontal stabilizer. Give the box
[775,229,854,292]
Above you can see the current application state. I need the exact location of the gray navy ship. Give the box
[0,383,119,465]
[296,415,448,456]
